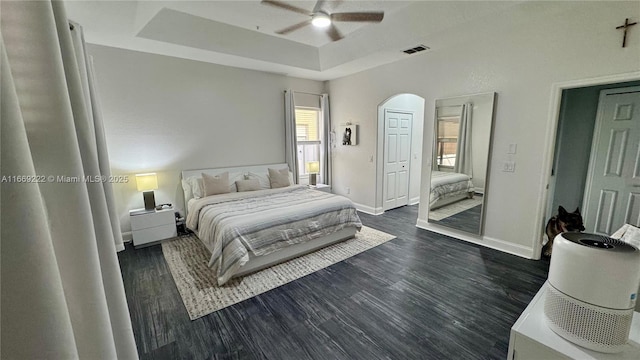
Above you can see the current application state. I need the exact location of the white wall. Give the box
[327,1,640,258]
[88,45,324,236]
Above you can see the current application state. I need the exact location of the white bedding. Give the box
[186,185,362,285]
[430,171,474,208]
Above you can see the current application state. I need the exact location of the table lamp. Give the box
[306,161,320,186]
[135,173,158,211]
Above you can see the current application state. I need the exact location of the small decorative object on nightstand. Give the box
[130,207,177,248]
[308,183,331,193]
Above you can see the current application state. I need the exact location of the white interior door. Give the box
[383,111,412,211]
[583,87,640,234]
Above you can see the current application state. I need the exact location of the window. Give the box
[295,107,322,181]
[436,116,459,168]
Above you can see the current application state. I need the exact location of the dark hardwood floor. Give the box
[118,205,549,360]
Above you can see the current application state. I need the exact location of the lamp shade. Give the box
[306,161,320,174]
[135,173,158,192]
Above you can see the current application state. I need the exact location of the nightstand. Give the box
[129,207,177,248]
[308,183,331,193]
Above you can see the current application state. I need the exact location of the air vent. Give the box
[403,45,429,54]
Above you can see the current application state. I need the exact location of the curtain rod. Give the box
[287,90,324,97]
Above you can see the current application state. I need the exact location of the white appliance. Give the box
[544,232,640,353]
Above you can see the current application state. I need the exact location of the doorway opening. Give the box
[543,77,640,255]
[375,94,425,214]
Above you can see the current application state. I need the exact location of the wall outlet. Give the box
[508,143,517,154]
[503,161,516,172]
[346,187,351,194]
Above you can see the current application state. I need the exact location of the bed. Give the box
[429,170,475,210]
[181,163,362,285]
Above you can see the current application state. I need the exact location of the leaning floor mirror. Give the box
[427,92,496,235]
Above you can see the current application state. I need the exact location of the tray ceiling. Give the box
[65,1,519,80]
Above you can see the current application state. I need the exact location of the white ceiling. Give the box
[65,0,520,80]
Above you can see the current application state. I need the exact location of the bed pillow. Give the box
[228,172,245,192]
[268,168,290,188]
[247,171,270,189]
[202,172,230,196]
[187,176,204,199]
[181,179,193,201]
[235,179,261,192]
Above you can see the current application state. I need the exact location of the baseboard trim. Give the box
[416,219,535,259]
[409,196,420,205]
[354,203,385,216]
[122,231,133,242]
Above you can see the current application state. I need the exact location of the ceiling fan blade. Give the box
[312,0,327,14]
[326,24,343,41]
[276,19,312,35]
[261,0,310,16]
[331,12,384,22]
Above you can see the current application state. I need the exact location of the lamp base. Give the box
[309,173,317,186]
[143,191,156,211]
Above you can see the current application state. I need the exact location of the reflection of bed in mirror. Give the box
[429,171,474,210]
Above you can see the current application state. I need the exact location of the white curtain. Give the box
[320,94,332,185]
[74,23,125,252]
[284,89,299,183]
[1,1,137,359]
[454,102,473,177]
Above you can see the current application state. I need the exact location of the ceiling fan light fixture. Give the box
[311,13,331,28]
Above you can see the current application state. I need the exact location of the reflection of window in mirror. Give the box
[436,115,460,169]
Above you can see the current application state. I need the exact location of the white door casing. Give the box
[583,87,640,234]
[383,111,412,210]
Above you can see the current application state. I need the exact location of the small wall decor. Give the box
[339,123,358,146]
[616,18,637,48]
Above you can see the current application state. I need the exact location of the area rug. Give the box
[429,197,483,221]
[162,226,395,320]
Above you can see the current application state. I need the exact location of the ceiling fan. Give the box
[261,0,384,42]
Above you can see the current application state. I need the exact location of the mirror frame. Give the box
[427,92,496,235]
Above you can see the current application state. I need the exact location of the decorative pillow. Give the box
[187,177,204,199]
[268,168,290,188]
[235,179,261,192]
[202,172,230,196]
[247,171,271,189]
